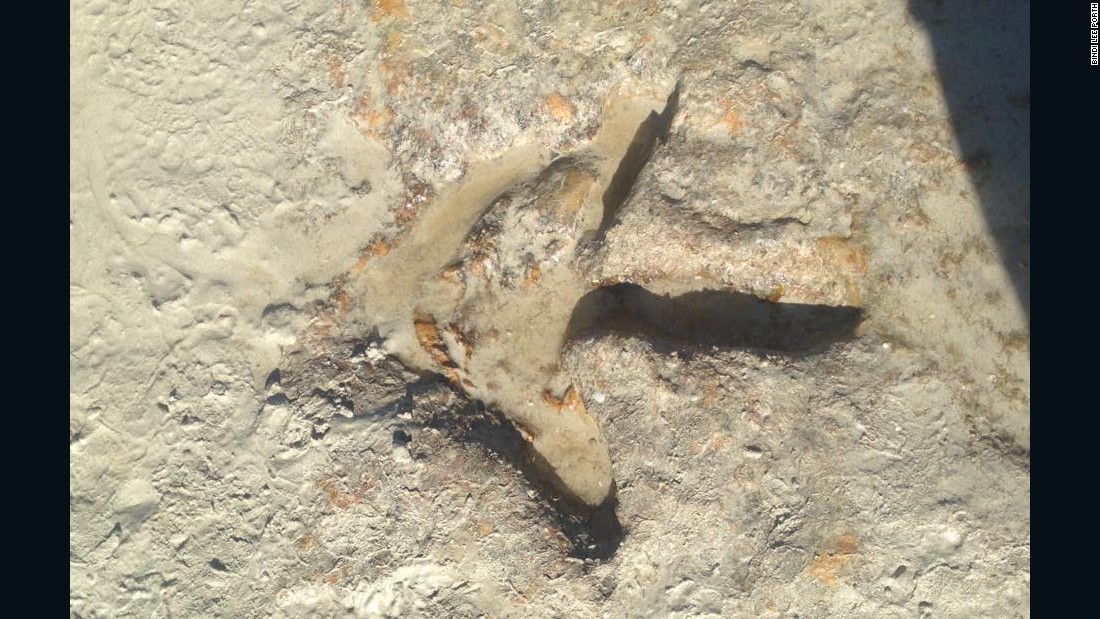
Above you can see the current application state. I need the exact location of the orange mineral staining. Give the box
[544,92,575,123]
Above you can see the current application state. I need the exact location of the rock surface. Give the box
[71,1,1029,617]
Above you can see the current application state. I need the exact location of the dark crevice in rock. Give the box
[413,387,626,562]
[566,283,862,354]
[596,81,681,238]
[711,216,810,237]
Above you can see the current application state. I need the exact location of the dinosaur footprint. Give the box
[354,83,862,507]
